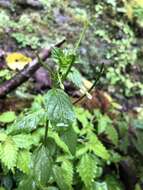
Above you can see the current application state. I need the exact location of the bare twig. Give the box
[0,39,65,98]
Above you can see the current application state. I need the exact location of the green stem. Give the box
[44,120,49,146]
[62,55,76,81]
[36,53,54,78]
[74,21,88,53]
[73,62,104,105]
[62,22,88,81]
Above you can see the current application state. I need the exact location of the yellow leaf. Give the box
[5,53,32,71]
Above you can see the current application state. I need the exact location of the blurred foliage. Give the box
[0,0,143,99]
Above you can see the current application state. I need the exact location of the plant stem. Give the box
[74,21,89,53]
[44,120,49,146]
[62,22,88,81]
[62,55,76,81]
[73,62,104,105]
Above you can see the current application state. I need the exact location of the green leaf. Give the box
[68,67,84,88]
[105,175,124,190]
[94,110,112,134]
[1,175,13,190]
[77,153,97,188]
[8,109,45,134]
[135,184,142,190]
[0,112,16,123]
[93,182,108,190]
[0,187,5,190]
[44,89,75,124]
[61,126,77,155]
[98,115,111,134]
[132,131,143,155]
[48,131,71,155]
[87,132,110,160]
[105,125,118,146]
[12,134,34,149]
[52,48,75,70]
[32,146,52,186]
[0,137,18,169]
[61,160,73,189]
[17,150,31,174]
[0,132,7,142]
[75,107,92,127]
[46,187,58,190]
[109,151,122,163]
[76,145,88,157]
[132,119,143,130]
[18,175,37,190]
[52,165,69,190]
[31,128,45,146]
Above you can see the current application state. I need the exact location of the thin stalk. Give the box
[36,53,54,78]
[44,120,49,146]
[73,62,104,105]
[74,21,89,53]
[62,22,88,81]
[62,55,76,81]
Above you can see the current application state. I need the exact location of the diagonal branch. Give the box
[0,39,66,98]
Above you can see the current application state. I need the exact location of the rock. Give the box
[16,0,44,9]
[34,67,51,92]
[0,0,12,9]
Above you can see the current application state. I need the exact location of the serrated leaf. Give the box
[0,132,7,142]
[87,132,110,160]
[12,134,34,149]
[68,67,84,88]
[0,112,16,123]
[75,107,92,128]
[31,128,45,146]
[18,175,37,190]
[48,131,71,155]
[76,145,88,157]
[132,131,143,155]
[52,165,69,190]
[61,160,73,189]
[32,146,52,186]
[52,48,75,70]
[0,137,18,169]
[17,150,31,174]
[98,115,111,134]
[61,126,77,155]
[77,153,97,188]
[105,125,118,146]
[44,89,75,125]
[94,110,112,135]
[109,150,122,163]
[8,109,45,134]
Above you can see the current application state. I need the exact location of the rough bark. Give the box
[0,39,65,98]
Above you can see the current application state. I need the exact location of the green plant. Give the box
[0,102,124,189]
[0,32,124,189]
[11,33,41,49]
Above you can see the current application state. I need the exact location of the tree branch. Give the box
[0,39,66,98]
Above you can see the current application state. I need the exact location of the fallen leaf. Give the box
[5,53,32,71]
